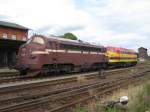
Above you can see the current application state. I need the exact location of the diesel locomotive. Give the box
[16,35,137,76]
[106,46,137,67]
[16,35,108,76]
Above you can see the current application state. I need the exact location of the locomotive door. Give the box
[51,42,58,64]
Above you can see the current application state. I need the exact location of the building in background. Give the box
[0,21,29,67]
[138,47,148,61]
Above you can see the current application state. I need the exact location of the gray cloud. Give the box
[36,25,85,35]
[0,15,10,21]
[0,0,149,54]
[35,25,53,34]
[54,25,85,35]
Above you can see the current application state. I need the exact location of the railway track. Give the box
[0,71,19,77]
[0,64,148,84]
[0,65,149,112]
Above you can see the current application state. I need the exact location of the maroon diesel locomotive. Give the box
[16,35,108,76]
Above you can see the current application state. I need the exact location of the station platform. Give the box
[0,67,18,74]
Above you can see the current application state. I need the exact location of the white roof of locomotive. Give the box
[30,35,105,48]
[49,36,104,48]
[50,36,80,43]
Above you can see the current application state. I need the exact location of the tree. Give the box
[63,33,78,40]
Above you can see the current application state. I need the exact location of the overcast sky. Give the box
[0,0,150,53]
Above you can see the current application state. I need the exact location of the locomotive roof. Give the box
[107,46,136,52]
[37,35,105,48]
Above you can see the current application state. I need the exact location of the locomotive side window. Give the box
[98,48,102,52]
[33,37,45,45]
[60,44,81,51]
[67,45,80,50]
[59,43,104,54]
[89,47,101,52]
[59,44,66,49]
[83,46,90,52]
[101,48,106,53]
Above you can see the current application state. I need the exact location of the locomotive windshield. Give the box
[32,37,45,45]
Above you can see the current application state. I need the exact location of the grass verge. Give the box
[75,82,150,112]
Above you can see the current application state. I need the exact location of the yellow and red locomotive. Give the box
[106,46,137,67]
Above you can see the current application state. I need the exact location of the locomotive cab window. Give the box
[33,37,45,45]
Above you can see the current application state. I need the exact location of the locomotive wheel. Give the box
[102,63,108,69]
[123,63,127,68]
[41,66,49,75]
[62,65,72,73]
